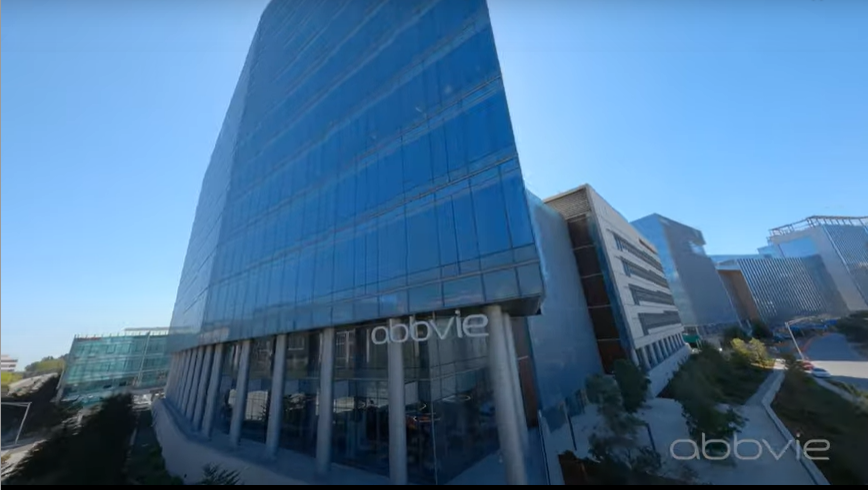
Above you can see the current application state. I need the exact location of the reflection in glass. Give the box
[411,316,497,484]
[217,343,241,434]
[322,317,500,484]
[241,338,274,442]
[279,331,322,456]
[331,327,391,476]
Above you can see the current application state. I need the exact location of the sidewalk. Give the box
[746,364,783,406]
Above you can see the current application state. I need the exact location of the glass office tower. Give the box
[166,1,543,485]
[632,214,740,334]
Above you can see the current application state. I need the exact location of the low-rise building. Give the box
[56,328,171,405]
[1,355,19,373]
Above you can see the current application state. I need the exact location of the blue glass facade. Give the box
[165,1,547,485]
[59,329,171,404]
[169,0,541,353]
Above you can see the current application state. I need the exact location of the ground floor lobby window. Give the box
[279,331,322,456]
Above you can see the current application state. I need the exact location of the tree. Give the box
[732,338,772,368]
[613,359,650,414]
[731,338,752,364]
[585,375,661,483]
[671,368,744,457]
[1,371,23,387]
[747,338,773,368]
[24,356,66,378]
[723,326,750,346]
[751,321,772,340]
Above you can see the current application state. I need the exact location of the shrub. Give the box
[837,315,868,344]
[751,321,773,340]
[782,353,807,376]
[197,464,242,485]
[613,359,650,414]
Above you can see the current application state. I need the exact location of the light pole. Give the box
[785,320,804,360]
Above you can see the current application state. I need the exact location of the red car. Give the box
[800,360,814,371]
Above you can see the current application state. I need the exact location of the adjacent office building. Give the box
[56,328,171,404]
[715,255,847,327]
[711,215,866,328]
[545,186,688,395]
[632,214,741,338]
[162,1,609,485]
[1,355,18,373]
[763,216,868,313]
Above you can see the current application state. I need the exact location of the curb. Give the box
[761,372,830,486]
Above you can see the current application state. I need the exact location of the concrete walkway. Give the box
[544,364,818,485]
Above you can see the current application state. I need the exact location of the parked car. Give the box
[811,368,832,378]
[800,360,814,371]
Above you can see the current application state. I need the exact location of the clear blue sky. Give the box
[3,0,866,366]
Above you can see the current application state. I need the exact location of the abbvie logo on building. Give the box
[370,313,490,345]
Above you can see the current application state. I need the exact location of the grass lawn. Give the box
[772,372,868,485]
[828,379,868,404]
[660,349,771,405]
[126,410,183,485]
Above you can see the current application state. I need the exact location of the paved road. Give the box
[806,333,868,391]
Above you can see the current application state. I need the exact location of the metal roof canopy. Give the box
[769,215,868,237]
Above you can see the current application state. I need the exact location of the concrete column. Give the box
[387,319,408,486]
[230,340,253,447]
[193,345,215,431]
[185,348,205,420]
[171,353,184,401]
[316,328,336,478]
[202,343,225,438]
[266,334,288,457]
[503,314,529,455]
[630,348,641,366]
[171,352,183,403]
[172,354,183,400]
[179,351,194,411]
[638,348,650,371]
[485,305,527,485]
[166,355,178,401]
